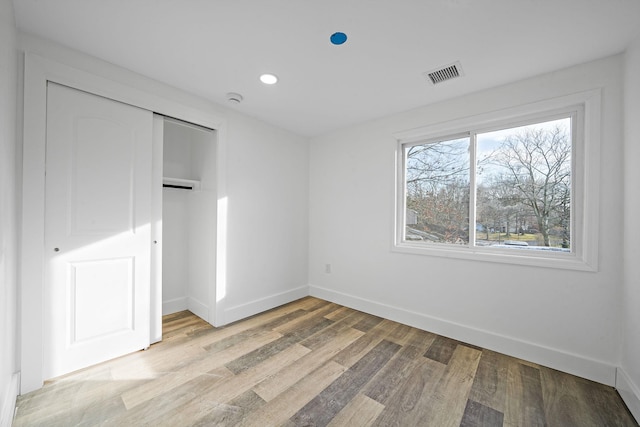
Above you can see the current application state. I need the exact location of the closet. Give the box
[21,54,226,392]
[39,86,220,379]
[160,118,217,323]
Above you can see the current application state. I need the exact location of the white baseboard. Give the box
[1,372,20,427]
[309,285,617,386]
[163,296,210,322]
[187,297,209,322]
[223,286,309,325]
[162,297,188,315]
[616,368,640,422]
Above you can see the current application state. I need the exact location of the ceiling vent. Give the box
[424,61,464,85]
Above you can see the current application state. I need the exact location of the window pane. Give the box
[475,118,571,251]
[405,137,470,244]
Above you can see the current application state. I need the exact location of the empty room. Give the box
[1,0,640,425]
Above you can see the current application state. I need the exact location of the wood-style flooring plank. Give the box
[504,361,547,427]
[468,349,509,413]
[384,322,415,346]
[362,344,427,405]
[539,364,593,427]
[295,296,333,311]
[323,306,354,322]
[371,356,447,426]
[424,334,461,365]
[190,390,266,427]
[327,393,384,427]
[460,399,505,427]
[351,313,384,332]
[332,319,401,368]
[539,365,638,427]
[412,344,483,427]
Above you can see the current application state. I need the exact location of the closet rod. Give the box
[163,184,193,190]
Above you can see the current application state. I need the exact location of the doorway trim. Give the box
[20,52,228,394]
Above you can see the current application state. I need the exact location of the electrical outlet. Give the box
[325,264,332,274]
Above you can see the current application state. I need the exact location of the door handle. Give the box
[54,248,60,252]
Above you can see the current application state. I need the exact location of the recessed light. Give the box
[259,73,278,85]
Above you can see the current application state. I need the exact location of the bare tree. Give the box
[406,141,469,190]
[477,177,527,241]
[405,139,469,242]
[491,125,571,247]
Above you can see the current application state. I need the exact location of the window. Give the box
[405,135,471,244]
[394,91,600,271]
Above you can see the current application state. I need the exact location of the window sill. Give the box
[392,241,597,272]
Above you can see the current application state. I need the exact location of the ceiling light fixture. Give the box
[226,92,243,104]
[259,73,278,85]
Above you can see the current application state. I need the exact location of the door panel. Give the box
[70,117,136,235]
[71,257,134,342]
[44,83,153,379]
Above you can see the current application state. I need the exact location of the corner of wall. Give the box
[222,285,309,325]
[162,297,188,316]
[620,34,640,426]
[187,297,209,322]
[616,368,640,423]
[1,0,20,424]
[0,372,20,427]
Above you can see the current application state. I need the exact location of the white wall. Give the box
[0,0,19,424]
[309,55,624,385]
[162,189,189,310]
[221,111,309,323]
[621,36,640,420]
[187,128,217,319]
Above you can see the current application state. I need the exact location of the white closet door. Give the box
[44,83,153,379]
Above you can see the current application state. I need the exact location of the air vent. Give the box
[424,61,464,85]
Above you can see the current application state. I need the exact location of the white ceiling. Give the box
[12,0,640,137]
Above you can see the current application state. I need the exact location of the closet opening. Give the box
[158,116,217,329]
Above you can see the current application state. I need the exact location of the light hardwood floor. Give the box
[13,297,638,426]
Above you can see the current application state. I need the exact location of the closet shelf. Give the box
[162,177,201,191]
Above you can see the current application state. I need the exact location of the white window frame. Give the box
[393,90,601,271]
